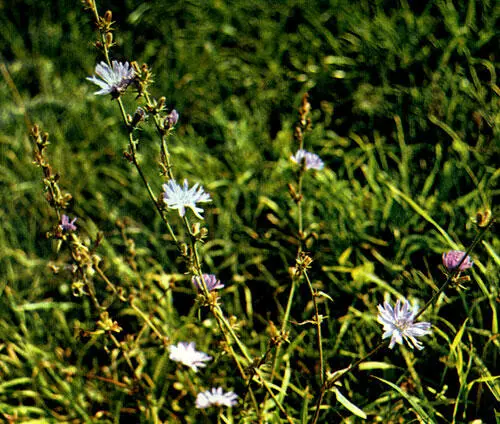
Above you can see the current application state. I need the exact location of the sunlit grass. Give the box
[0,0,498,422]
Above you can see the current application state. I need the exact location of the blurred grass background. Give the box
[0,0,499,422]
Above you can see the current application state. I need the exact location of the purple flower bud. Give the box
[442,250,473,272]
[61,215,77,232]
[165,109,179,129]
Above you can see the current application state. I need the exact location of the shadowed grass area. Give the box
[0,0,498,422]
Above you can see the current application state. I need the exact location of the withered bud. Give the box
[31,124,40,137]
[95,41,103,49]
[104,10,112,23]
[476,209,492,228]
[105,32,113,47]
[288,183,302,203]
[130,107,147,127]
[157,96,166,110]
[294,126,303,143]
[299,92,311,125]
[42,132,50,143]
[295,252,313,276]
[123,151,133,163]
[43,166,52,178]
[191,222,201,235]
[131,61,140,73]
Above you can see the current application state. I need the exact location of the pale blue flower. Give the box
[195,387,238,409]
[192,274,225,292]
[377,298,432,350]
[168,342,212,372]
[162,179,211,219]
[87,61,135,96]
[290,149,324,170]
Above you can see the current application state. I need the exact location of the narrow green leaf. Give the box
[374,376,432,422]
[332,387,367,419]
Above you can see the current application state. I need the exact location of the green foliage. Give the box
[0,0,498,422]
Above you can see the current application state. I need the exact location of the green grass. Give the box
[0,0,499,422]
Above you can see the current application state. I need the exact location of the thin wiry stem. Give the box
[310,342,387,424]
[304,271,324,383]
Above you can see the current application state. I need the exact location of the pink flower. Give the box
[442,250,473,272]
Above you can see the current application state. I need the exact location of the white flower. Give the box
[377,298,432,350]
[195,387,238,409]
[290,149,324,170]
[168,342,212,372]
[86,61,135,96]
[162,179,211,219]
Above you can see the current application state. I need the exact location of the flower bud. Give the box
[105,32,113,47]
[31,124,40,137]
[442,250,473,272]
[130,107,147,127]
[104,10,112,23]
[164,109,179,129]
[157,96,166,110]
[476,209,492,228]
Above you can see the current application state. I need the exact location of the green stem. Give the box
[310,342,387,424]
[269,277,297,385]
[304,272,324,383]
[114,98,180,248]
